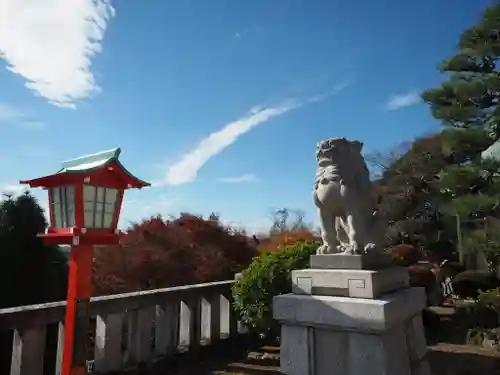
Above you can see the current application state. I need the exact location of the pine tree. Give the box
[422,4,500,264]
[422,4,500,136]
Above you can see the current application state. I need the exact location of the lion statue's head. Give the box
[316,138,363,165]
[316,138,364,167]
[315,137,371,193]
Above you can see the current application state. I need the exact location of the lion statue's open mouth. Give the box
[313,137,385,255]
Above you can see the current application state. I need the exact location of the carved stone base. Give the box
[310,252,393,270]
[273,288,430,375]
[292,267,409,299]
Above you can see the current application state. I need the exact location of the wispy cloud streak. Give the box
[163,83,352,186]
[0,102,45,129]
[164,99,299,185]
[217,174,259,183]
[386,91,420,111]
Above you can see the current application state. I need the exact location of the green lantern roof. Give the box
[59,148,122,173]
[21,147,150,189]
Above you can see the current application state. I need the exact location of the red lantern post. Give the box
[20,148,149,375]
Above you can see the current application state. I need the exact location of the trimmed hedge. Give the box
[232,241,318,338]
[452,270,500,299]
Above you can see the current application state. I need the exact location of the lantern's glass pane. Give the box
[96,187,105,203]
[105,189,118,205]
[103,213,114,228]
[83,184,96,228]
[50,188,60,227]
[104,202,115,214]
[51,187,66,228]
[83,185,96,201]
[50,186,76,228]
[64,186,75,227]
[80,185,120,229]
[83,201,94,211]
[94,207,104,228]
[52,198,62,228]
[84,210,94,227]
[52,188,61,204]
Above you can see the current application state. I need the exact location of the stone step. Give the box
[310,253,394,270]
[292,267,409,299]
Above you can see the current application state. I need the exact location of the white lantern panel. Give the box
[104,203,115,214]
[83,185,96,201]
[82,184,121,229]
[84,211,94,228]
[83,184,95,228]
[52,190,61,204]
[105,189,118,205]
[103,213,114,228]
[65,185,75,227]
[52,202,62,228]
[96,187,105,203]
[83,201,94,211]
[50,186,75,228]
[94,207,104,228]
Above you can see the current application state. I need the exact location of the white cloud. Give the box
[0,183,28,195]
[247,105,264,115]
[163,84,351,186]
[217,174,259,183]
[386,91,421,111]
[308,79,354,103]
[0,102,45,129]
[0,0,115,108]
[220,217,272,235]
[0,102,22,121]
[19,121,46,130]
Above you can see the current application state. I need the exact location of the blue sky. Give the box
[0,0,495,233]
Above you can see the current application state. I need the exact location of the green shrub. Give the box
[452,270,500,299]
[467,327,488,346]
[456,302,499,330]
[386,244,421,266]
[478,287,500,315]
[462,222,500,274]
[232,241,318,338]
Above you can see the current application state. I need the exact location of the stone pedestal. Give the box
[273,254,430,375]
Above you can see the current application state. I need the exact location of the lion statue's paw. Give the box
[316,244,328,255]
[317,244,343,255]
[363,243,378,253]
[342,242,359,255]
[336,244,347,253]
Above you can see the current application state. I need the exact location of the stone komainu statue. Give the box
[313,138,385,255]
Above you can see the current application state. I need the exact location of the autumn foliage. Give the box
[93,213,258,296]
[256,228,320,253]
[407,265,438,290]
[386,244,422,267]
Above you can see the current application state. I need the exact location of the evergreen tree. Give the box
[0,191,68,308]
[421,4,500,258]
[422,4,500,137]
[374,129,489,254]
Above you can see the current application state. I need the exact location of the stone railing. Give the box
[0,280,238,375]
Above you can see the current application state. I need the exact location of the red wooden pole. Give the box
[61,243,93,375]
